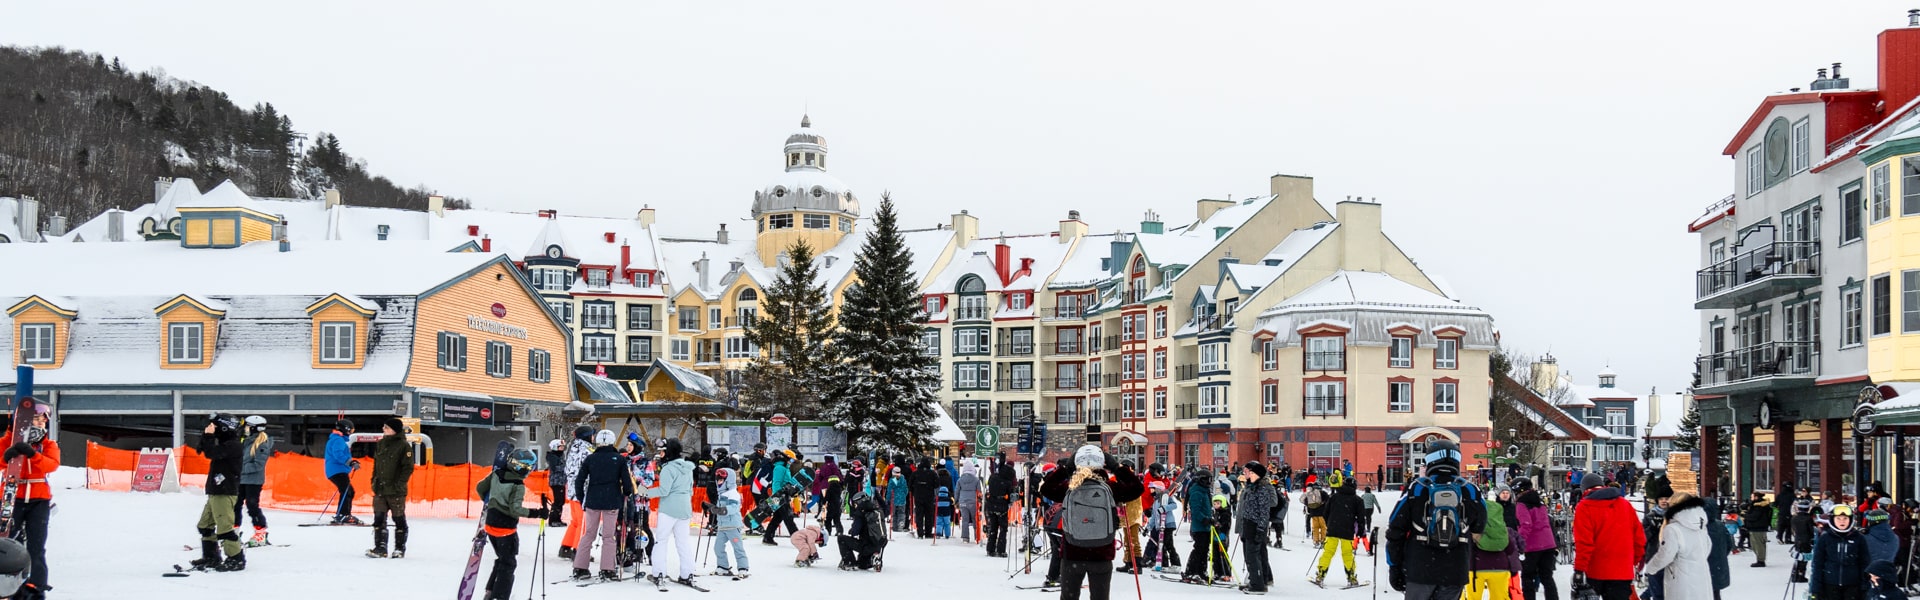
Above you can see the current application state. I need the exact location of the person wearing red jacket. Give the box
[1,403,58,599]
[1572,473,1645,600]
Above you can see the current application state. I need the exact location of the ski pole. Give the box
[1371,527,1379,600]
[528,494,548,600]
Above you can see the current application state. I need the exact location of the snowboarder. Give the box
[477,448,551,600]
[1386,439,1487,600]
[557,425,594,560]
[639,438,698,588]
[191,414,247,572]
[366,417,414,558]
[1040,445,1144,600]
[1236,461,1278,594]
[570,429,635,581]
[707,468,750,578]
[234,415,272,547]
[1,402,56,597]
[544,439,568,527]
[324,419,360,525]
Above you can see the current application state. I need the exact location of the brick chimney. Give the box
[1879,16,1920,117]
[994,240,1012,286]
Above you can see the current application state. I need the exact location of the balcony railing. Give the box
[627,319,655,331]
[996,342,1035,357]
[695,352,722,363]
[1194,314,1226,332]
[1175,364,1198,381]
[1045,340,1087,357]
[1043,376,1086,391]
[1175,403,1198,420]
[1695,241,1822,309]
[1695,341,1820,393]
[583,316,616,330]
[1042,306,1088,320]
[1050,410,1083,424]
[1304,350,1346,372]
[953,305,991,321]
[1098,408,1121,424]
[1087,373,1119,390]
[995,377,1036,391]
[1100,335,1121,352]
[1304,395,1346,418]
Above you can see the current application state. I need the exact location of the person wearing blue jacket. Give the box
[888,470,910,531]
[1183,469,1223,583]
[324,419,360,524]
[706,468,750,578]
[640,438,697,587]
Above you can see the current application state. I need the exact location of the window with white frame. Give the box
[1792,118,1811,173]
[670,338,691,361]
[1905,157,1920,217]
[954,362,990,390]
[1121,314,1135,341]
[1305,335,1344,370]
[528,349,550,382]
[1200,342,1226,372]
[678,307,700,331]
[632,272,651,287]
[1121,353,1135,380]
[583,303,614,329]
[1261,382,1278,414]
[1056,397,1082,423]
[1389,380,1413,412]
[1747,146,1764,196]
[1153,349,1167,379]
[1435,338,1458,369]
[920,329,942,356]
[170,322,205,364]
[318,322,354,364]
[1390,336,1413,368]
[1262,340,1277,370]
[547,300,572,324]
[485,341,513,378]
[1154,309,1167,338]
[1843,184,1864,244]
[1199,385,1228,416]
[586,269,608,288]
[768,214,793,229]
[583,335,615,362]
[1154,389,1167,418]
[436,331,467,371]
[1605,409,1631,437]
[1434,381,1458,413]
[1904,271,1920,334]
[724,336,757,359]
[804,214,831,229]
[709,307,721,329]
[1874,163,1892,222]
[628,304,654,330]
[17,324,53,364]
[1844,286,1864,347]
[538,268,567,291]
[1306,381,1344,416]
[1009,293,1028,310]
[628,336,653,362]
[955,328,989,355]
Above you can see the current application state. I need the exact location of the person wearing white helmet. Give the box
[1040,444,1145,600]
[234,415,273,547]
[543,439,568,527]
[570,430,635,581]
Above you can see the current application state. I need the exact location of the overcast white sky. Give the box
[5,1,1915,396]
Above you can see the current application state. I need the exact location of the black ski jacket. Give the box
[199,431,244,497]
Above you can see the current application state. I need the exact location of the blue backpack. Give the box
[1410,476,1476,549]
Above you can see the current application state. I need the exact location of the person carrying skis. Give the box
[1,403,56,598]
[191,414,248,572]
[234,415,272,548]
[1144,482,1180,570]
[1314,476,1366,587]
[1040,445,1144,600]
[1236,461,1278,594]
[838,492,888,571]
[324,419,360,524]
[640,438,698,589]
[477,448,551,600]
[984,457,1016,557]
[570,429,635,581]
[557,425,595,560]
[1572,472,1645,600]
[366,417,415,558]
[1812,505,1868,600]
[706,468,750,578]
[1386,439,1487,600]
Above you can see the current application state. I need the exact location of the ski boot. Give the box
[189,541,221,570]
[1348,573,1360,588]
[389,550,405,559]
[795,560,810,568]
[557,546,575,560]
[1311,568,1327,586]
[571,568,592,581]
[216,553,247,572]
[675,576,698,587]
[734,569,751,580]
[839,561,856,571]
[246,528,270,548]
[715,566,736,577]
[597,570,622,582]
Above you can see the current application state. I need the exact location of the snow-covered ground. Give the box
[44,469,1799,599]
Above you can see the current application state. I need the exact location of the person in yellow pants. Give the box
[1304,483,1330,548]
[1312,479,1364,586]
[1466,496,1520,600]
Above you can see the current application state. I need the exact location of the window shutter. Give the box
[436,333,448,369]
[458,336,468,371]
[503,345,513,376]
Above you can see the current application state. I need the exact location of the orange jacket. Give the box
[0,433,58,501]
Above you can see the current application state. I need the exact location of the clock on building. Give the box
[1764,118,1791,179]
[546,245,562,259]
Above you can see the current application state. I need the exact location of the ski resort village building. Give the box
[9,116,1494,472]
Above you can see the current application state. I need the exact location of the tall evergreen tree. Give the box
[738,240,837,418]
[825,193,941,453]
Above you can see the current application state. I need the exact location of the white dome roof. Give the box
[753,115,859,218]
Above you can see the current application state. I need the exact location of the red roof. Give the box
[1720,91,1878,156]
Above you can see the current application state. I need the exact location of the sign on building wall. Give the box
[439,397,496,426]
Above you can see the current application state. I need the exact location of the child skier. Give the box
[936,485,954,538]
[1467,497,1520,600]
[823,476,845,537]
[792,524,826,567]
[707,468,750,578]
[477,448,550,600]
[889,469,911,531]
[1812,505,1867,600]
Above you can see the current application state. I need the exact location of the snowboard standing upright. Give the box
[1,366,35,536]
[456,440,517,600]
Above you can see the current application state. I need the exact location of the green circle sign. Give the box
[974,426,1000,457]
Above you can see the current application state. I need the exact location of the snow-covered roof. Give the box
[576,371,635,403]
[176,180,266,213]
[1046,233,1120,289]
[0,240,497,298]
[648,359,719,400]
[1266,271,1477,314]
[928,402,965,442]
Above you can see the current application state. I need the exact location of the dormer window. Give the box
[319,322,356,363]
[168,323,205,364]
[587,269,608,288]
[18,324,53,364]
[1599,374,1616,388]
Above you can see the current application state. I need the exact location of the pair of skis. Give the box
[0,367,37,537]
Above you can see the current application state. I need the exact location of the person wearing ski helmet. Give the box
[1812,504,1868,600]
[640,438,699,588]
[0,537,29,597]
[1,402,57,596]
[324,419,360,524]
[1385,439,1488,600]
[234,416,273,547]
[478,447,552,600]
[192,413,248,572]
[366,418,415,558]
[557,424,595,560]
[544,439,568,527]
[1040,444,1145,600]
[1572,468,1643,600]
[1864,508,1899,566]
[569,430,635,582]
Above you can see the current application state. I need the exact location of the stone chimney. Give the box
[951,210,978,248]
[323,188,342,209]
[1335,198,1383,272]
[1057,210,1087,243]
[637,205,656,230]
[1196,198,1234,222]
[106,210,125,242]
[716,224,729,244]
[427,195,445,217]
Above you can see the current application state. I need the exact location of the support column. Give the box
[1735,425,1756,498]
[1822,418,1845,493]
[170,390,184,450]
[1775,423,1796,495]
[1702,426,1723,498]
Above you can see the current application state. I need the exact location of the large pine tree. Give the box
[738,240,837,418]
[825,193,941,453]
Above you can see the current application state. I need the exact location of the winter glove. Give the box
[2,443,32,461]
[1388,564,1406,591]
[1104,453,1121,472]
[1572,571,1587,588]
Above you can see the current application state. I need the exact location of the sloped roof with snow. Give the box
[0,240,497,298]
[1047,233,1120,289]
[648,358,719,400]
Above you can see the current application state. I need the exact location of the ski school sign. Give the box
[467,315,528,340]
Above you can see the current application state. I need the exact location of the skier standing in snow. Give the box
[708,468,750,578]
[912,457,939,538]
[1236,461,1278,594]
[761,450,802,544]
[477,448,550,600]
[366,417,414,558]
[1147,482,1181,570]
[571,430,635,581]
[1572,472,1644,600]
[641,438,698,588]
[544,440,568,527]
[1040,445,1144,600]
[957,460,981,543]
[1305,482,1330,548]
[984,457,1016,557]
[1812,505,1868,600]
[1386,439,1487,600]
[1183,468,1226,584]
[557,425,594,560]
[191,414,248,572]
[234,416,272,547]
[324,419,359,524]
[822,475,846,537]
[1313,477,1365,587]
[1,403,55,598]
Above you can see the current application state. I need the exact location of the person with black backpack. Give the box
[1386,439,1487,600]
[1041,445,1144,600]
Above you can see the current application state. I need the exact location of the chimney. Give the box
[950,210,978,248]
[1911,8,1920,26]
[1335,199,1383,272]
[46,214,66,237]
[620,242,631,280]
[604,232,616,243]
[1218,252,1239,273]
[716,223,729,244]
[106,210,124,242]
[427,195,445,217]
[1140,210,1163,235]
[993,240,1012,286]
[636,205,656,230]
[1880,17,1920,115]
[271,218,287,241]
[1057,210,1087,243]
[323,188,342,208]
[1529,355,1560,397]
[16,197,38,243]
[728,259,744,274]
[1018,257,1034,280]
[154,177,173,204]
[481,235,491,252]
[279,237,290,252]
[1195,198,1234,222]
[696,253,710,290]
[1108,234,1133,275]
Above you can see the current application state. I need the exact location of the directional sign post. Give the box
[975,426,1001,458]
[1471,452,1499,459]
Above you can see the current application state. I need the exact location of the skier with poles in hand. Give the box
[1386,439,1487,600]
[366,417,414,558]
[324,419,360,524]
[1040,445,1144,600]
[1314,474,1366,588]
[570,429,634,582]
[706,468,750,578]
[476,448,551,600]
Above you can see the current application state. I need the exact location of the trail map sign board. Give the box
[975,426,1000,458]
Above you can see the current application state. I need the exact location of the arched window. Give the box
[737,288,758,302]
[958,275,986,294]
[1129,256,1148,303]
[956,276,987,320]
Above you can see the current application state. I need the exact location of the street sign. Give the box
[768,413,791,426]
[975,426,1001,458]
[1472,452,1498,459]
[1033,422,1049,454]
[1016,421,1033,454]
